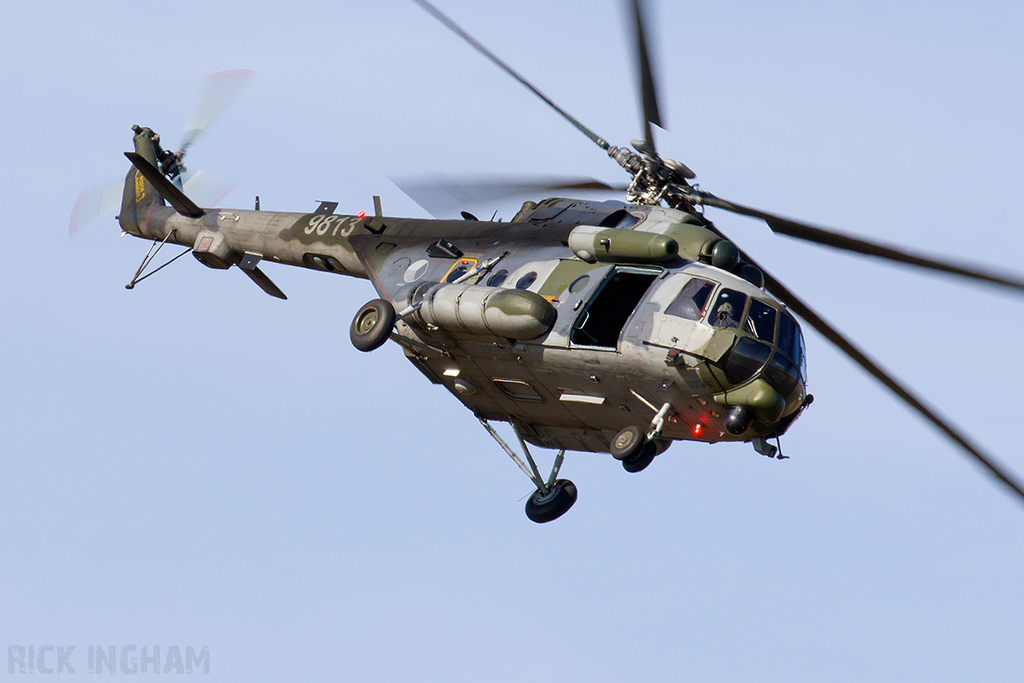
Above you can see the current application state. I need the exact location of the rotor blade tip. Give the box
[207,68,256,82]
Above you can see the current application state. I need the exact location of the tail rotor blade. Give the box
[71,70,251,238]
[69,182,122,238]
[182,169,235,209]
[180,69,255,154]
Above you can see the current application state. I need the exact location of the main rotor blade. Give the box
[392,173,625,217]
[747,253,1024,507]
[411,0,611,153]
[699,192,1024,295]
[629,0,663,152]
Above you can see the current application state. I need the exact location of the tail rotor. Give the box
[69,69,253,237]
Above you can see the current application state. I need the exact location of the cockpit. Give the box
[665,277,807,401]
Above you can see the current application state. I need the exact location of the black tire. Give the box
[650,437,672,456]
[610,425,645,461]
[524,479,578,523]
[350,299,396,352]
[622,440,657,473]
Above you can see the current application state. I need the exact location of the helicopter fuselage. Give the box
[120,129,809,456]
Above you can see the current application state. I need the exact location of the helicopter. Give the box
[110,0,1024,523]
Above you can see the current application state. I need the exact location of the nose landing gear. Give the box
[611,395,675,473]
[610,425,658,472]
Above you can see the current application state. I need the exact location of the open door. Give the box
[570,267,659,348]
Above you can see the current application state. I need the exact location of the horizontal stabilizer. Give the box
[124,152,205,218]
[242,266,287,300]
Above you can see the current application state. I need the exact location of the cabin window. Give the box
[568,274,591,294]
[665,277,716,321]
[516,272,538,290]
[778,312,807,379]
[487,269,509,287]
[571,268,659,348]
[444,259,475,282]
[765,352,800,396]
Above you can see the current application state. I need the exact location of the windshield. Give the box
[700,289,808,392]
[777,311,807,380]
[667,284,807,387]
[746,298,777,343]
[709,288,747,329]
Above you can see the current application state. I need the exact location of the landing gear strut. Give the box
[478,418,577,523]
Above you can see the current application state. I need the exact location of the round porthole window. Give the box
[568,274,590,294]
[445,265,470,282]
[487,269,509,287]
[516,271,537,290]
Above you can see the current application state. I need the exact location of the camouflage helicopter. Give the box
[112,0,1024,522]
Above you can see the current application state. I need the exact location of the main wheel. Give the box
[524,479,578,523]
[622,440,657,473]
[350,299,396,352]
[610,425,645,461]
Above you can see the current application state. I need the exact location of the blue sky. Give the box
[2,1,1022,681]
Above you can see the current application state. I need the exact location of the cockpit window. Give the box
[777,311,807,379]
[709,289,747,329]
[665,278,716,321]
[746,299,777,342]
[778,312,799,363]
[723,338,772,384]
[765,353,799,397]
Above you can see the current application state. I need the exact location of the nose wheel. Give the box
[611,427,658,473]
[621,440,658,473]
[611,398,675,473]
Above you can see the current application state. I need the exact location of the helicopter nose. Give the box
[719,379,809,438]
[715,378,787,428]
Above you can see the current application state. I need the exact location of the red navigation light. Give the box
[692,422,705,438]
[357,211,366,219]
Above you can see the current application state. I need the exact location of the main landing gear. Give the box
[524,479,578,524]
[347,296,578,523]
[478,418,577,523]
[350,298,397,352]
